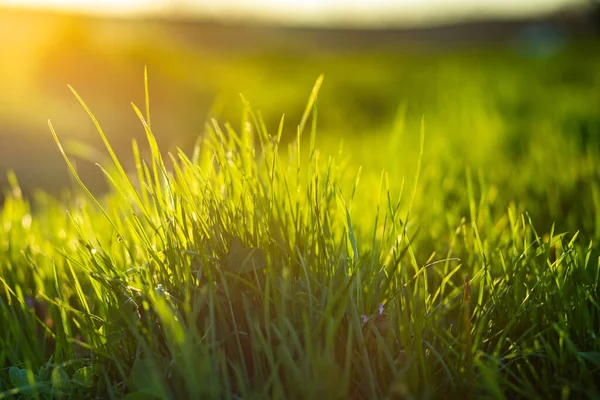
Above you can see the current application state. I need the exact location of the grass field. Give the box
[1,32,600,398]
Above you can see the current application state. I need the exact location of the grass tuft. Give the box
[1,71,599,399]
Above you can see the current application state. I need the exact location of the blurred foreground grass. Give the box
[1,10,600,399]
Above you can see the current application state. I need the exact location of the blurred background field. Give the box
[0,2,599,234]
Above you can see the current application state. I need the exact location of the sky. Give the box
[0,0,590,26]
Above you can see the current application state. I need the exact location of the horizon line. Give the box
[0,1,592,29]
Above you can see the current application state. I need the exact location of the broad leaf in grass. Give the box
[51,367,70,390]
[8,367,38,395]
[38,365,50,382]
[227,236,267,274]
[9,367,30,388]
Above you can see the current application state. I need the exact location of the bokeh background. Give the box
[0,0,599,206]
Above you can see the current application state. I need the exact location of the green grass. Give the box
[1,48,600,399]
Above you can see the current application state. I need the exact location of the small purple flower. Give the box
[25,296,36,309]
[362,303,385,325]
